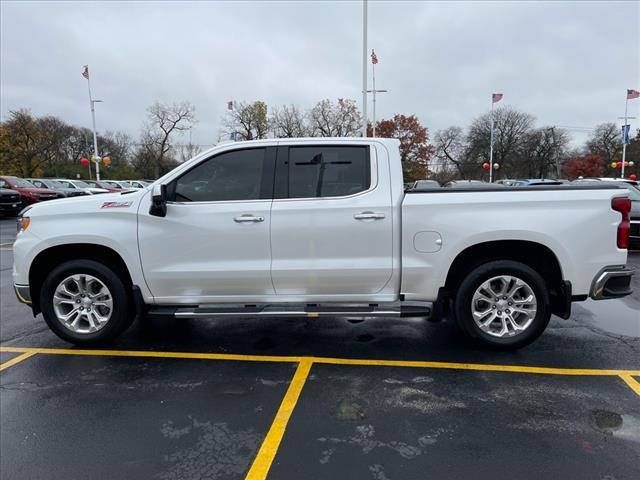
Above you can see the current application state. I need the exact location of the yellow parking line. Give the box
[245,359,312,480]
[1,346,639,377]
[0,346,298,364]
[619,374,640,397]
[0,351,37,372]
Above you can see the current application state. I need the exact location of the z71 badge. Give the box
[101,201,133,209]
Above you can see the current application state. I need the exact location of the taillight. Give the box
[611,196,631,249]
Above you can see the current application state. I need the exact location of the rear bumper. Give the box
[589,266,634,300]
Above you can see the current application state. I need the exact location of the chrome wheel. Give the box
[471,275,537,338]
[53,274,113,334]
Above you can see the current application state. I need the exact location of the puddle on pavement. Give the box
[575,299,640,337]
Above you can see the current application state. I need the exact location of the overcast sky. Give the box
[1,0,639,148]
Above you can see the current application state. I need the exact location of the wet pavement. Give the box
[1,218,639,479]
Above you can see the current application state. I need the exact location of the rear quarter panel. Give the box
[401,188,629,300]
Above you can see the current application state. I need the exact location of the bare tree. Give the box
[270,104,310,137]
[466,107,535,178]
[433,126,469,178]
[309,99,361,137]
[586,123,622,172]
[144,101,196,178]
[521,127,570,178]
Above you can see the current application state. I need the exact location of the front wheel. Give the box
[40,260,135,344]
[453,260,551,349]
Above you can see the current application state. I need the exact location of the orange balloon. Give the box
[102,156,111,166]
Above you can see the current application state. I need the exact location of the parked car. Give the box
[0,176,60,207]
[26,178,89,197]
[494,179,519,186]
[101,180,131,190]
[0,187,22,217]
[511,179,565,186]
[83,179,122,192]
[83,180,122,193]
[12,138,633,350]
[410,180,441,191]
[53,179,109,195]
[579,177,639,187]
[573,179,640,250]
[442,180,506,189]
[122,180,150,189]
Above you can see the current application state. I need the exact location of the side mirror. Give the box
[149,184,167,217]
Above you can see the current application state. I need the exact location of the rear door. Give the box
[270,143,394,297]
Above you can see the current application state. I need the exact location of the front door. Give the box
[270,143,394,298]
[138,146,276,304]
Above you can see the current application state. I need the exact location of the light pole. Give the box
[361,0,368,137]
[618,99,636,179]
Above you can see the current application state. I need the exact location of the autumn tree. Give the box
[224,101,269,141]
[143,101,196,178]
[374,114,434,182]
[309,99,361,137]
[563,154,604,179]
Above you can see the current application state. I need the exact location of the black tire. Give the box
[40,260,135,344]
[453,260,551,350]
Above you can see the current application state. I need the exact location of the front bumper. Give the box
[14,284,32,305]
[590,266,634,300]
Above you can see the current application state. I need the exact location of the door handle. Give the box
[234,214,264,223]
[354,211,385,220]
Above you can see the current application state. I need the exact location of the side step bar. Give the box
[147,302,432,319]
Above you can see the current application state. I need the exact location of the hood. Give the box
[0,188,20,196]
[25,189,145,217]
[16,186,58,194]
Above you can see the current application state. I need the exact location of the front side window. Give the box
[287,146,370,198]
[171,148,268,202]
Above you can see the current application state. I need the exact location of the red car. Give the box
[0,176,60,207]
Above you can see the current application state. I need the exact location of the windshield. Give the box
[10,178,36,188]
[73,180,91,188]
[46,180,65,188]
[625,185,640,201]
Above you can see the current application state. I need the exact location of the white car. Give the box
[122,180,150,189]
[54,179,109,195]
[12,138,634,349]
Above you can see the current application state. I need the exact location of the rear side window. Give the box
[287,146,370,198]
[170,147,271,202]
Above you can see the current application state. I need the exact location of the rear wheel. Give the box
[453,260,551,349]
[40,260,135,344]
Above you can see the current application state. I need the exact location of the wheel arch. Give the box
[29,243,134,315]
[442,240,568,318]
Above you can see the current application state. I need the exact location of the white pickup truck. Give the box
[13,138,634,349]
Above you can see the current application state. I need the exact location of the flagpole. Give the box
[361,0,368,137]
[489,98,495,183]
[372,57,376,137]
[621,96,628,179]
[85,67,101,181]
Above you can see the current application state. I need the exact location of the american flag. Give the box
[82,65,89,80]
[227,100,233,111]
[628,89,640,100]
[492,93,503,103]
[371,50,378,65]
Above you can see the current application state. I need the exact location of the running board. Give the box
[147,302,431,319]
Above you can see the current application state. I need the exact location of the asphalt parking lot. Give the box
[1,218,639,480]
